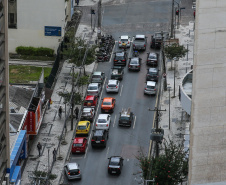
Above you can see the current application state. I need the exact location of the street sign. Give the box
[180,7,185,9]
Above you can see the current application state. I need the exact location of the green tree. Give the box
[164,43,188,61]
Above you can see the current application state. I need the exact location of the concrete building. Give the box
[0,0,10,184]
[189,0,226,184]
[8,0,75,53]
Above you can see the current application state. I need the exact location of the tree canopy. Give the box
[164,43,188,61]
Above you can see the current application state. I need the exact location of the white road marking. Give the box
[133,116,136,129]
[113,115,117,127]
[109,42,116,63]
[84,146,89,158]
[120,84,123,96]
[106,147,110,158]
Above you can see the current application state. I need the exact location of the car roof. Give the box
[73,137,85,143]
[89,83,99,86]
[135,35,145,38]
[93,71,102,75]
[93,129,104,136]
[85,95,95,100]
[103,97,113,102]
[149,53,157,57]
[108,80,118,85]
[98,114,110,119]
[120,108,132,117]
[120,35,129,39]
[116,52,124,56]
[67,163,79,170]
[110,156,122,161]
[147,81,156,86]
[148,68,158,72]
[131,57,139,62]
[78,121,90,126]
[83,107,93,112]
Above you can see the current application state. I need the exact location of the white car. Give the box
[118,35,130,48]
[96,114,111,130]
[106,80,120,93]
[87,83,102,96]
[144,81,157,95]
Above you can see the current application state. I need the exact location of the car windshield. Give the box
[110,158,120,165]
[108,84,116,88]
[92,75,100,78]
[147,85,154,89]
[130,59,138,64]
[121,39,128,42]
[103,102,111,105]
[115,55,124,60]
[135,38,145,41]
[88,86,97,90]
[120,116,130,121]
[98,119,107,123]
[148,71,157,75]
[69,169,80,175]
[82,112,91,116]
[77,126,86,130]
[85,100,93,103]
[149,55,157,60]
[73,143,83,147]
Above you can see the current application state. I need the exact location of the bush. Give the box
[16,46,54,57]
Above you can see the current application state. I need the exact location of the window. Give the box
[9,13,14,24]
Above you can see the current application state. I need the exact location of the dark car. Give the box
[118,108,134,127]
[113,51,127,66]
[150,31,169,49]
[146,52,158,66]
[146,68,158,82]
[91,129,108,148]
[128,57,141,71]
[108,156,124,175]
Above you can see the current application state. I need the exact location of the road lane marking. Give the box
[113,114,116,127]
[109,42,116,63]
[84,146,89,159]
[120,84,123,96]
[106,147,110,158]
[133,116,136,129]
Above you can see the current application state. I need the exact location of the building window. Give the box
[9,13,14,24]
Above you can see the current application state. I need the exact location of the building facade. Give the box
[0,0,10,183]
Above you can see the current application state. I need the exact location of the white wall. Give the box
[8,0,67,54]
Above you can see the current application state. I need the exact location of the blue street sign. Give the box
[45,26,61,36]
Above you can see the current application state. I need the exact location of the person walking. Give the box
[76,0,79,5]
[193,10,196,19]
[59,106,62,119]
[48,98,51,109]
[75,107,79,120]
[37,142,42,157]
[53,148,57,162]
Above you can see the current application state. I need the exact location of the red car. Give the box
[83,95,98,108]
[71,137,87,154]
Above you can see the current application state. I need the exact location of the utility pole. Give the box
[161,31,167,91]
[71,66,75,131]
[170,0,174,38]
[97,0,102,40]
[91,8,93,30]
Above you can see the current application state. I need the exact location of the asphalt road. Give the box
[63,0,171,184]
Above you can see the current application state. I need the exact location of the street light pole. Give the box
[168,87,171,130]
[71,66,75,131]
[171,0,174,38]
[173,60,176,97]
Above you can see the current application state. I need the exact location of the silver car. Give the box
[144,81,157,95]
[64,163,81,180]
[106,80,120,93]
[87,83,102,96]
[118,35,130,48]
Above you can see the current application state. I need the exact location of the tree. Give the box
[136,139,188,185]
[164,43,188,61]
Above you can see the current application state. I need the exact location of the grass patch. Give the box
[9,65,52,84]
[9,53,56,61]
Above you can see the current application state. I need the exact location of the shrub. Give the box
[16,46,54,57]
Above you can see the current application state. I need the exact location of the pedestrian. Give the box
[53,148,57,161]
[48,98,51,109]
[75,107,79,120]
[76,0,79,5]
[193,10,196,19]
[59,106,62,119]
[37,142,42,157]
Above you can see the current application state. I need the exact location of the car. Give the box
[106,80,120,93]
[150,31,169,49]
[133,35,147,51]
[108,156,124,175]
[91,129,109,148]
[113,51,127,66]
[87,83,102,97]
[64,162,81,180]
[76,121,91,135]
[146,68,158,82]
[118,108,134,127]
[101,97,116,113]
[128,57,141,71]
[146,52,158,66]
[96,114,111,130]
[118,35,130,48]
[111,66,124,80]
[83,95,98,108]
[144,81,157,95]
[91,71,105,84]
[71,137,87,154]
[80,107,95,122]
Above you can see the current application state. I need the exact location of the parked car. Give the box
[106,80,120,93]
[87,83,102,97]
[133,35,147,51]
[118,35,130,48]
[108,156,124,175]
[96,114,111,130]
[113,51,127,66]
[71,137,87,154]
[101,97,116,113]
[146,68,158,82]
[144,81,157,95]
[146,52,158,66]
[150,31,169,49]
[91,71,105,84]
[83,95,98,108]
[64,163,81,180]
[91,129,109,148]
[76,121,91,135]
[111,66,124,80]
[118,108,134,127]
[128,57,141,71]
[80,107,95,122]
